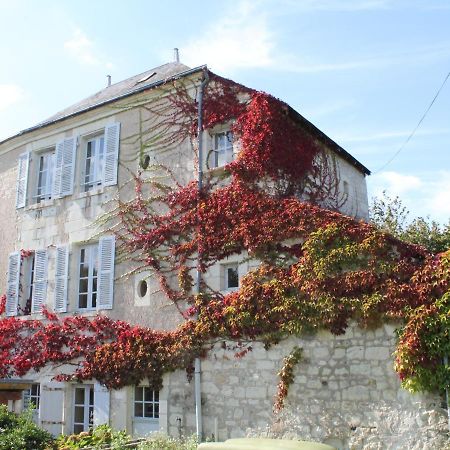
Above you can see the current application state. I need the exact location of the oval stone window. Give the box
[138,280,148,298]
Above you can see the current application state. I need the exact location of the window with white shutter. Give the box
[6,252,21,317]
[54,246,69,313]
[52,137,77,198]
[97,236,115,310]
[16,152,30,208]
[31,249,48,314]
[93,382,110,426]
[103,123,120,187]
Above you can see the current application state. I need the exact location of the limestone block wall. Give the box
[164,322,448,450]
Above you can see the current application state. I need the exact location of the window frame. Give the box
[211,130,234,168]
[23,383,40,411]
[34,149,55,203]
[73,385,94,434]
[223,263,239,291]
[82,134,105,192]
[133,386,160,421]
[77,244,99,310]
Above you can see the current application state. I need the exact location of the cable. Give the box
[374,69,450,174]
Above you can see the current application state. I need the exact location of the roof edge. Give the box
[287,106,371,176]
[0,65,207,147]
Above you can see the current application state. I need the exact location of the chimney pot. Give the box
[174,48,180,63]
[106,75,112,87]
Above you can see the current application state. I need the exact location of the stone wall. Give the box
[164,322,448,450]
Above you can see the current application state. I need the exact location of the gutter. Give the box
[194,67,210,442]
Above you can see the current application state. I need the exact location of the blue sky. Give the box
[1,0,449,223]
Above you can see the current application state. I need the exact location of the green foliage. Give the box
[54,424,131,449]
[137,433,198,450]
[370,191,450,253]
[0,405,54,450]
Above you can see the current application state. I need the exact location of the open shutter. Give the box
[54,246,69,313]
[93,382,110,426]
[97,236,115,310]
[6,252,21,317]
[31,249,48,314]
[52,137,77,197]
[40,382,65,436]
[103,123,120,186]
[15,152,30,208]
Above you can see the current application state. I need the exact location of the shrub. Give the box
[0,405,54,450]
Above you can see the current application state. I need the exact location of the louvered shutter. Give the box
[40,382,65,436]
[6,252,21,317]
[54,246,69,313]
[15,152,30,208]
[93,382,110,426]
[97,236,115,310]
[52,137,77,197]
[31,249,48,314]
[103,123,120,186]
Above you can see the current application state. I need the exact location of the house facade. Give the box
[0,62,446,448]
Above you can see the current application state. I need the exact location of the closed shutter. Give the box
[103,123,120,186]
[31,249,48,314]
[54,246,69,313]
[16,152,30,208]
[40,382,65,436]
[52,137,77,197]
[97,236,115,310]
[6,252,21,317]
[93,382,110,426]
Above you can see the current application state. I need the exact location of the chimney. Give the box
[174,48,180,63]
[106,75,111,87]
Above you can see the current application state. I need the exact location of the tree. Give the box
[370,191,450,253]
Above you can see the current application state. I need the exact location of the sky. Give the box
[0,0,449,223]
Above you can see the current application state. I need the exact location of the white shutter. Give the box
[97,236,115,310]
[6,252,21,317]
[31,249,48,314]
[52,137,77,197]
[93,382,110,426]
[40,382,65,436]
[103,123,120,186]
[54,246,69,313]
[15,152,30,208]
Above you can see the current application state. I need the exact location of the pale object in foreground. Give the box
[198,437,336,449]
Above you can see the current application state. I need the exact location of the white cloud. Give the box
[64,28,113,69]
[0,84,25,112]
[368,170,450,223]
[182,1,274,73]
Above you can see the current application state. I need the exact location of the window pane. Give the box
[144,403,153,418]
[154,390,159,402]
[74,424,84,434]
[144,387,152,402]
[75,388,84,405]
[135,387,143,401]
[79,278,88,294]
[78,294,88,309]
[227,267,239,288]
[154,403,159,418]
[89,388,94,406]
[74,406,84,423]
[134,403,143,417]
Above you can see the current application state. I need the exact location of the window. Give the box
[83,135,105,191]
[35,151,55,202]
[211,131,234,168]
[78,245,99,309]
[73,386,94,433]
[77,236,116,311]
[19,252,35,316]
[224,263,239,290]
[23,383,40,410]
[134,387,159,419]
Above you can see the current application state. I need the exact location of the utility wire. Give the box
[374,69,450,174]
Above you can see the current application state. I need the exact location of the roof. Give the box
[0,61,370,174]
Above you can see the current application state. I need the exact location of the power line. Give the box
[374,69,450,174]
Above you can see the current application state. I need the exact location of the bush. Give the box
[0,405,54,450]
[54,424,131,449]
[137,434,198,450]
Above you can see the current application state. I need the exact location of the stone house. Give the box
[0,61,445,449]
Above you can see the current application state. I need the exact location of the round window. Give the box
[138,280,148,298]
[140,154,151,169]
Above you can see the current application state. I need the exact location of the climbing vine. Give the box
[0,70,449,410]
